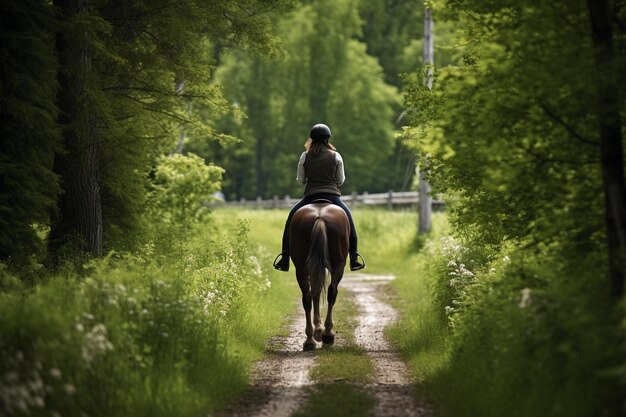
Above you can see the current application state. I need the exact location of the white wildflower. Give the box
[33,396,44,407]
[82,313,94,321]
[519,288,532,308]
[63,383,76,395]
[444,306,455,315]
[248,255,263,277]
[75,323,84,332]
[49,368,62,379]
[503,255,511,264]
[81,324,114,365]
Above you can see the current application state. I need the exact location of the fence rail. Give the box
[221,191,444,210]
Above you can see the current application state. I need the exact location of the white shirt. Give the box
[296,151,345,186]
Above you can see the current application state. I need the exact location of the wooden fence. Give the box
[221,191,444,210]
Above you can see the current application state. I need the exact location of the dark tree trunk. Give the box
[49,0,103,261]
[587,0,625,297]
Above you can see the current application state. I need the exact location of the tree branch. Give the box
[537,100,599,146]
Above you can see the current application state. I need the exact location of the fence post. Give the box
[351,191,358,208]
[387,190,393,210]
[273,195,279,209]
[256,196,262,209]
[284,195,290,208]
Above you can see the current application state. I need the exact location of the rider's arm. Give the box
[296,152,307,184]
[335,152,345,186]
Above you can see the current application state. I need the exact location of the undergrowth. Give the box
[0,215,293,417]
[382,211,626,417]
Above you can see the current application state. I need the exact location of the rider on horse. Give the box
[273,123,365,272]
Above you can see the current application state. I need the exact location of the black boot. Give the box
[273,252,290,271]
[350,252,365,271]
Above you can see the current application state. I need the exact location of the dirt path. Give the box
[218,273,431,417]
[346,273,432,417]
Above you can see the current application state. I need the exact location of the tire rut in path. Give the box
[216,310,316,417]
[343,273,433,417]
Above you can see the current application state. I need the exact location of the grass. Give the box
[292,383,376,417]
[309,296,373,384]
[0,211,296,417]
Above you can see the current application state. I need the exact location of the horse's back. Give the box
[290,203,349,268]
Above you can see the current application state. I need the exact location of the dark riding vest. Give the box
[303,149,341,197]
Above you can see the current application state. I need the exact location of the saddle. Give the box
[309,198,334,205]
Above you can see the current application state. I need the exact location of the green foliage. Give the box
[395,1,626,415]
[0,216,292,417]
[0,0,293,266]
[148,153,224,239]
[395,229,623,417]
[192,0,412,200]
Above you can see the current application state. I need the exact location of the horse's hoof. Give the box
[303,341,317,351]
[322,334,335,345]
[313,329,323,342]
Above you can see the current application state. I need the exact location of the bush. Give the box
[0,219,283,417]
[391,223,625,417]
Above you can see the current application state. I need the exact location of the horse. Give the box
[290,202,350,351]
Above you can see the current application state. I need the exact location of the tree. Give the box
[47,0,292,262]
[203,0,401,200]
[418,5,433,235]
[0,0,60,264]
[587,0,626,297]
[403,0,625,287]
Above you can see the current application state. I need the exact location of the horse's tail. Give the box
[306,217,330,301]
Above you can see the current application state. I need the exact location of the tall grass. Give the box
[0,216,293,417]
[373,209,624,417]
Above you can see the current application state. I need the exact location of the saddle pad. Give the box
[309,198,334,204]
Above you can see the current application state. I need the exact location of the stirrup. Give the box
[350,253,365,271]
[273,252,290,271]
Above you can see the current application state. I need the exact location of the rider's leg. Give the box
[274,196,315,271]
[321,194,365,271]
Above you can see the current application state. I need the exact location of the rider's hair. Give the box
[305,137,336,154]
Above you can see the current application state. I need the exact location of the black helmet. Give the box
[310,123,332,140]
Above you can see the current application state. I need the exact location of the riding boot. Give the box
[350,252,365,271]
[348,234,365,271]
[273,229,290,271]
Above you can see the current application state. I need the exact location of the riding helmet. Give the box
[310,123,332,140]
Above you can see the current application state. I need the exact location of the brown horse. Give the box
[290,202,350,351]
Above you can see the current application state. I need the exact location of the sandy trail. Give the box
[216,310,316,417]
[344,273,432,417]
[217,273,431,417]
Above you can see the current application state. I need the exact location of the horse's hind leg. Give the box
[323,265,344,345]
[313,293,324,342]
[297,269,316,351]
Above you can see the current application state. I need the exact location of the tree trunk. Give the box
[49,0,103,261]
[587,0,625,297]
[419,6,434,234]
